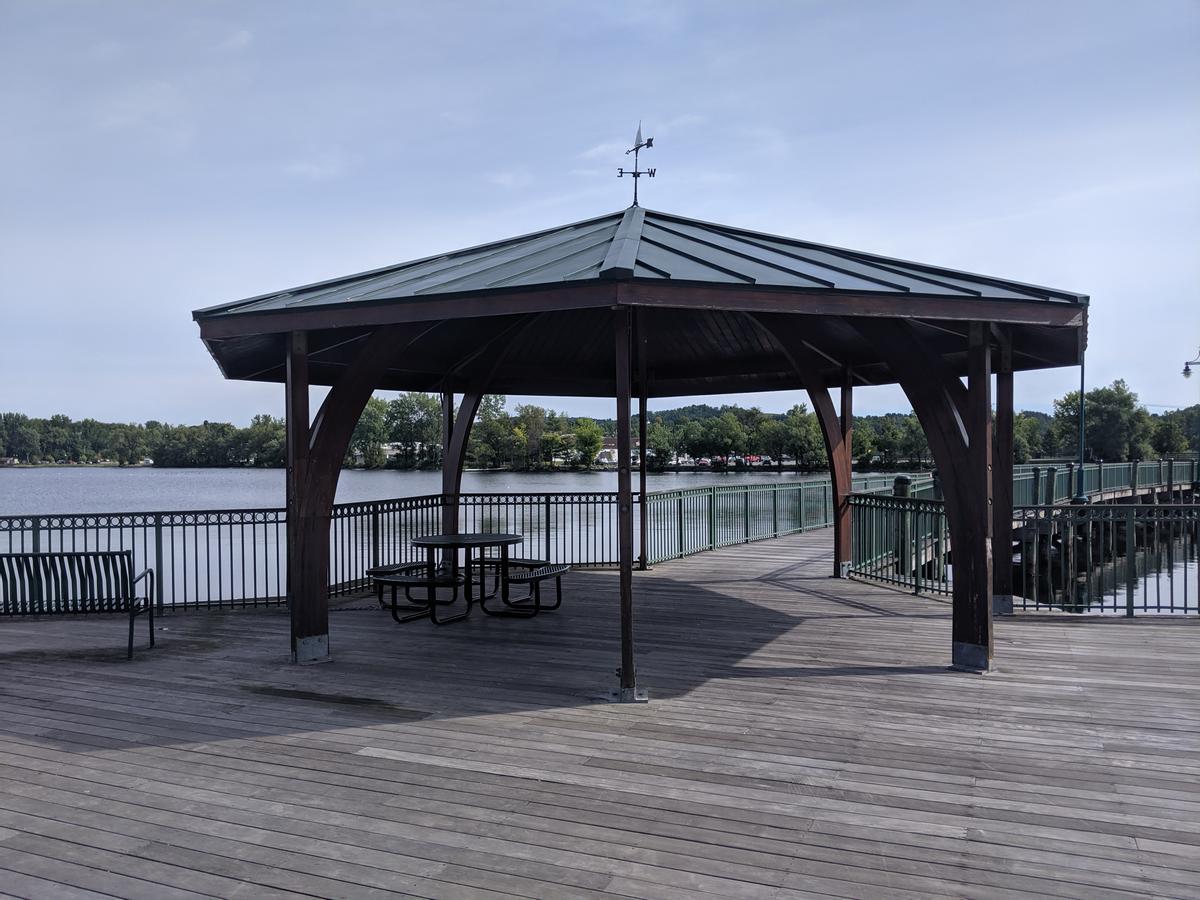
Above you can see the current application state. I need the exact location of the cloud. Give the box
[217,29,254,52]
[486,169,534,189]
[283,151,350,180]
[579,140,629,161]
[92,81,193,149]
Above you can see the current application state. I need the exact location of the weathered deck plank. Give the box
[1,529,1197,898]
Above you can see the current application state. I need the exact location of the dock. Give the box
[0,530,1197,898]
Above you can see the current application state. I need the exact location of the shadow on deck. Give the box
[0,530,1197,898]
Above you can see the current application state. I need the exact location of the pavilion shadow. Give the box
[0,564,955,752]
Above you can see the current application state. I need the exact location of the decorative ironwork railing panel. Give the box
[2,459,1193,615]
[848,459,1199,614]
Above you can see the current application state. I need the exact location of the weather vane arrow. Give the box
[617,121,655,206]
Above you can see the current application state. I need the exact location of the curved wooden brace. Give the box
[287,323,434,663]
[846,317,993,671]
[744,314,853,576]
[438,314,543,536]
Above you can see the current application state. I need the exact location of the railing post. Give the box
[772,484,779,537]
[708,486,717,549]
[743,487,750,543]
[1031,466,1041,505]
[1046,466,1057,503]
[1096,459,1104,494]
[370,504,381,570]
[31,515,41,554]
[154,513,165,612]
[677,492,685,558]
[1124,506,1136,617]
[545,494,553,563]
[1167,458,1175,503]
[893,475,911,577]
[1066,463,1075,502]
[1130,458,1140,500]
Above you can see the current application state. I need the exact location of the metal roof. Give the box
[196,207,1087,319]
[193,206,1088,397]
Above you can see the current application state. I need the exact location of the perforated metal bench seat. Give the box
[504,563,569,611]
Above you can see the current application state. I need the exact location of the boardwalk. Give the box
[0,531,1197,899]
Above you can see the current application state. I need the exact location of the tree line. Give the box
[3,379,1196,470]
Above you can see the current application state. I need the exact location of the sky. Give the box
[1,0,1198,425]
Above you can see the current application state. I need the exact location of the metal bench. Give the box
[0,550,155,659]
[371,564,469,625]
[503,563,569,612]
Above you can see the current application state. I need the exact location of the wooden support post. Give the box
[993,333,1014,615]
[638,392,648,570]
[741,314,852,578]
[285,332,322,662]
[613,306,645,702]
[285,323,426,665]
[441,392,482,537]
[637,313,649,571]
[954,323,994,671]
[835,369,854,577]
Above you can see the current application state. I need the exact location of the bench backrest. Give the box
[0,551,137,615]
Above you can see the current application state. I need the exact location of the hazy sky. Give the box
[2,0,1198,424]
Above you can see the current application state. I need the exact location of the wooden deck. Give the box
[0,530,1198,899]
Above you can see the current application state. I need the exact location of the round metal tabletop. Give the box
[410,533,524,549]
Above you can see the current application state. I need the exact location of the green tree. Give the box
[705,412,747,461]
[573,418,604,468]
[241,414,286,467]
[874,419,902,468]
[469,395,519,469]
[386,392,442,468]
[782,404,822,470]
[645,417,674,470]
[1053,380,1154,462]
[755,418,789,470]
[1013,412,1048,463]
[350,396,389,468]
[898,415,929,467]
[852,421,876,469]
[514,404,547,470]
[1152,417,1189,456]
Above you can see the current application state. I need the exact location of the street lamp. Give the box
[1184,346,1200,378]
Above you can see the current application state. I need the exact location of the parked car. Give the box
[697,457,711,468]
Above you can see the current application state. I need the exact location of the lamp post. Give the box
[1073,349,1087,503]
[1184,347,1200,379]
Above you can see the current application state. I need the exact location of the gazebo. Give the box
[194,206,1087,692]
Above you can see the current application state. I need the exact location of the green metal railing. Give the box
[849,459,1199,613]
[1013,504,1199,615]
[642,475,899,564]
[3,459,1194,616]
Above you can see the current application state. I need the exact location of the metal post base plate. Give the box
[992,594,1014,616]
[607,686,649,703]
[292,634,331,665]
[950,641,994,674]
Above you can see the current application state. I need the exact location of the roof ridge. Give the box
[598,206,646,280]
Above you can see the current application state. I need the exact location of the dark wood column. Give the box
[992,331,1014,614]
[614,306,645,701]
[286,324,424,664]
[441,391,482,536]
[285,332,314,662]
[835,369,854,577]
[848,318,993,672]
[637,312,649,571]
[955,323,994,670]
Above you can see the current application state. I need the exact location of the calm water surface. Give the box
[0,467,833,516]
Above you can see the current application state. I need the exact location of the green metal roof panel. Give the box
[195,206,1087,321]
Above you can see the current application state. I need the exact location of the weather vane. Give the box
[617,122,655,206]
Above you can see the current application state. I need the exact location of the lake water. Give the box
[0,466,837,516]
